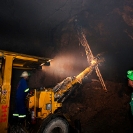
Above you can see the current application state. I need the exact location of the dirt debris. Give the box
[62,80,132,133]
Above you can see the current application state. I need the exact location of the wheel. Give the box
[43,117,69,133]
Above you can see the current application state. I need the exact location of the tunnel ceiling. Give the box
[0,0,133,80]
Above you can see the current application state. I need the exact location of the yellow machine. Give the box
[0,20,106,133]
[0,50,104,133]
[26,56,104,133]
[0,50,51,133]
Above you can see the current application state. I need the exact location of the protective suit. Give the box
[127,70,133,115]
[13,71,30,118]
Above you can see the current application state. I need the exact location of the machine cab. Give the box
[0,50,51,133]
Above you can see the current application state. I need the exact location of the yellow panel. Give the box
[0,55,14,133]
[0,52,3,57]
[15,56,38,62]
[13,63,24,67]
[28,96,35,108]
[37,91,52,118]
[36,90,62,119]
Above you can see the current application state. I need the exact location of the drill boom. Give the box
[54,57,103,101]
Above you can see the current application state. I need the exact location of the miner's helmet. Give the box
[127,70,133,80]
[20,71,30,77]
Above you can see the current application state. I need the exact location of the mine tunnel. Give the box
[0,0,133,133]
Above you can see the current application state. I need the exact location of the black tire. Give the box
[43,117,69,133]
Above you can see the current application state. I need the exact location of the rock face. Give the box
[0,0,133,79]
[2,0,133,132]
[62,80,132,133]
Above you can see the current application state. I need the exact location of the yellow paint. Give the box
[0,50,51,133]
[15,56,38,62]
[0,52,3,57]
[0,55,14,133]
[27,90,61,119]
[54,66,94,98]
[28,96,35,108]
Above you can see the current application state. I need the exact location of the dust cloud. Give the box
[29,51,88,88]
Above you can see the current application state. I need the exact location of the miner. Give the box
[13,71,30,121]
[127,70,133,115]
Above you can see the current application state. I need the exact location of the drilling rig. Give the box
[0,50,105,133]
[25,56,104,133]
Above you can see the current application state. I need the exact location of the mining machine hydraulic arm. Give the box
[28,56,104,123]
[53,57,104,102]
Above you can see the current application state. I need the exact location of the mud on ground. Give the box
[62,80,133,133]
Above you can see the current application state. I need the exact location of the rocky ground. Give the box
[62,80,133,133]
